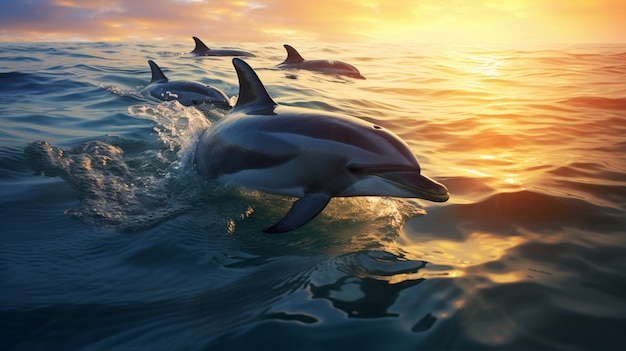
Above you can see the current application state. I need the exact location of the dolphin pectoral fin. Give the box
[264,193,331,233]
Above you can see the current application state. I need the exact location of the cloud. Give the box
[0,0,624,43]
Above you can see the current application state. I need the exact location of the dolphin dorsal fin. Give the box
[191,36,210,53]
[232,58,277,111]
[282,44,304,64]
[147,60,168,83]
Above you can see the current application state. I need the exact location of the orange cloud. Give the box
[0,0,624,43]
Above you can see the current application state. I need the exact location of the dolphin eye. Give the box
[347,165,361,173]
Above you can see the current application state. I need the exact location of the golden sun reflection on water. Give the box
[395,230,527,282]
[462,54,504,78]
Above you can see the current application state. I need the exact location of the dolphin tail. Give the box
[231,58,277,111]
[282,44,305,64]
[264,193,331,233]
[147,60,168,83]
[191,36,210,53]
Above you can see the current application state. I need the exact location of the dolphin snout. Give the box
[414,174,449,202]
[381,172,449,202]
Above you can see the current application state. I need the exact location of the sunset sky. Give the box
[0,0,624,44]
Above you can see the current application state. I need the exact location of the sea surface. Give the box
[1,41,625,350]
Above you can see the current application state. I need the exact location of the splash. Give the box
[24,139,190,231]
[24,101,215,231]
[128,101,214,172]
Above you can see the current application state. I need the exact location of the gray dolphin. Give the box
[277,44,366,79]
[194,58,448,233]
[191,36,255,57]
[141,60,231,109]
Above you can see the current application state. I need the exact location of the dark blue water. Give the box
[1,42,625,350]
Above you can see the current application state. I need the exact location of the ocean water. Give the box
[1,41,625,350]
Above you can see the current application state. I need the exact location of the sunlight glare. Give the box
[398,231,527,280]
[466,55,503,77]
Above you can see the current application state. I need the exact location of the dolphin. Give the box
[191,36,256,57]
[277,44,366,79]
[194,58,448,233]
[141,60,231,109]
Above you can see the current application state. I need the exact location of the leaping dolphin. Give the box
[194,58,448,233]
[277,44,366,79]
[141,60,231,109]
[191,37,256,57]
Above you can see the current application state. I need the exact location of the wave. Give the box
[558,96,626,110]
[411,189,623,236]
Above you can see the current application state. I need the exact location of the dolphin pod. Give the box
[31,40,448,233]
[141,60,231,109]
[189,38,365,79]
[194,58,449,233]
